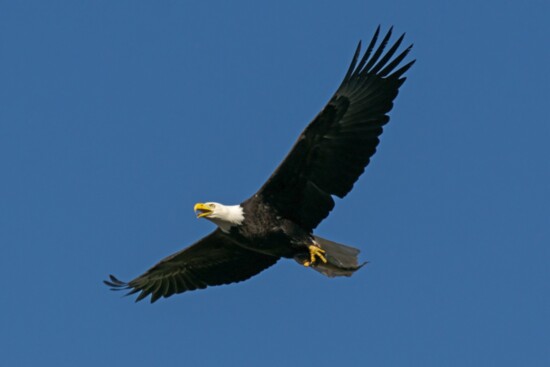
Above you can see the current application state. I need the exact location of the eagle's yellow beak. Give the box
[194,203,213,218]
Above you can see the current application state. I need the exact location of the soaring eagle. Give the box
[105,27,414,303]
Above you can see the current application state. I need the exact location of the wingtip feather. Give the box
[103,274,129,290]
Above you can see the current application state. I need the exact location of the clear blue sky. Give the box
[1,1,548,366]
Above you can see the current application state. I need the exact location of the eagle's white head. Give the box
[193,202,245,233]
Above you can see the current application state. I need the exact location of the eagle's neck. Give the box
[209,204,245,233]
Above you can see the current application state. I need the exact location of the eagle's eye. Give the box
[209,203,216,209]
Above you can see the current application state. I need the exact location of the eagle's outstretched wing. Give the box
[104,229,279,303]
[256,27,415,231]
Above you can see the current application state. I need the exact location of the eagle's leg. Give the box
[302,245,327,267]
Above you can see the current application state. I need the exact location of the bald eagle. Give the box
[105,26,414,303]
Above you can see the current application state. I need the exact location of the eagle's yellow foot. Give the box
[302,245,327,267]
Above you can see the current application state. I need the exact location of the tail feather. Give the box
[308,236,366,277]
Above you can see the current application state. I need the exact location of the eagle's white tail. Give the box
[307,236,366,277]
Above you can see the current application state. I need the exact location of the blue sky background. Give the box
[1,1,548,366]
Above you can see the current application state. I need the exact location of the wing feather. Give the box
[105,230,278,302]
[256,27,415,230]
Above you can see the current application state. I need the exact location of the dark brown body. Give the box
[229,195,312,259]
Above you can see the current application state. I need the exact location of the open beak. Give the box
[194,203,213,218]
